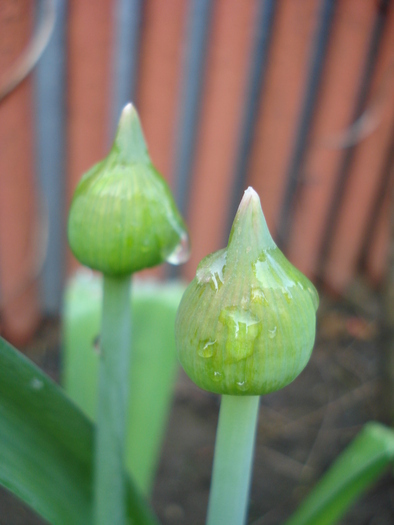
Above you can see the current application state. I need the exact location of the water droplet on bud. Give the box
[212,371,222,382]
[282,287,293,303]
[308,286,319,311]
[196,249,227,291]
[30,378,44,390]
[251,287,268,305]
[236,380,249,392]
[166,231,191,265]
[219,307,261,361]
[268,326,277,339]
[197,339,217,358]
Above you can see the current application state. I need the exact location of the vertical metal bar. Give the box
[173,0,213,218]
[110,0,142,141]
[34,0,67,314]
[277,0,336,249]
[226,0,276,237]
[317,0,390,281]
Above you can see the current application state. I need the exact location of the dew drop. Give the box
[166,231,190,265]
[30,377,44,390]
[308,286,319,311]
[219,307,261,361]
[254,250,297,291]
[268,326,277,339]
[282,287,293,303]
[210,275,220,292]
[236,380,249,392]
[198,339,217,358]
[196,249,227,291]
[212,371,222,382]
[251,287,268,305]
[240,296,248,308]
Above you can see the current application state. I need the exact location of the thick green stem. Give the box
[206,395,260,525]
[94,275,131,525]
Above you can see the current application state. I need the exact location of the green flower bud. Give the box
[175,187,318,396]
[68,103,189,276]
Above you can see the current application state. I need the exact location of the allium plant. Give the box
[175,186,318,524]
[0,103,392,525]
[68,103,189,525]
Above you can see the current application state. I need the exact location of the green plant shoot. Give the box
[67,103,189,525]
[175,187,319,524]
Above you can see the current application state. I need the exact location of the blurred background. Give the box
[0,0,394,524]
[0,0,393,343]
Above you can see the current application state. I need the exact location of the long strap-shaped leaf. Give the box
[0,336,159,525]
[284,422,394,525]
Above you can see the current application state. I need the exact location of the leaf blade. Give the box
[284,422,394,525]
[0,336,159,525]
[63,275,184,495]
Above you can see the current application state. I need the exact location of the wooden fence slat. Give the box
[247,0,318,236]
[133,0,186,280]
[226,0,276,233]
[67,0,114,190]
[287,0,376,281]
[360,121,394,284]
[366,166,394,285]
[0,0,40,344]
[277,0,336,248]
[184,0,257,279]
[137,0,187,184]
[323,3,394,293]
[67,0,114,272]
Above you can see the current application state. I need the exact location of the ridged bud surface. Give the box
[175,187,318,395]
[68,104,189,276]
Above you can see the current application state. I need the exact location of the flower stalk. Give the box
[175,186,318,525]
[94,275,131,525]
[206,395,260,525]
[68,103,189,525]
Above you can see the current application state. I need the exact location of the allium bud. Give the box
[68,103,189,276]
[175,187,318,395]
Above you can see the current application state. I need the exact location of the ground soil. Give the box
[0,291,393,525]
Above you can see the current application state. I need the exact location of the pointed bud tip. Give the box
[244,186,259,199]
[119,102,138,126]
[230,186,275,252]
[123,102,134,113]
[115,102,149,164]
[238,187,259,211]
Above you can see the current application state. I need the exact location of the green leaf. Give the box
[62,273,185,495]
[284,422,394,525]
[0,335,159,525]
